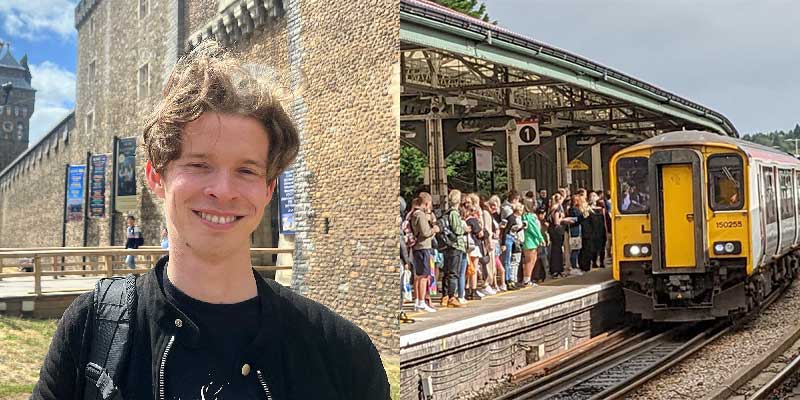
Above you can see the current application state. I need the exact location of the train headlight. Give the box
[724,242,735,253]
[624,244,651,258]
[713,241,741,255]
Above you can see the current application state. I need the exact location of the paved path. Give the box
[0,275,99,298]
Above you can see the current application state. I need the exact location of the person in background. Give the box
[441,189,466,307]
[547,193,573,278]
[477,195,497,295]
[521,205,545,286]
[534,207,550,282]
[500,190,521,288]
[464,201,485,300]
[488,195,505,291]
[504,203,526,290]
[411,192,439,312]
[160,227,170,249]
[537,188,549,210]
[577,193,596,273]
[125,215,143,269]
[591,194,610,268]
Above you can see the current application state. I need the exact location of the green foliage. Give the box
[400,144,508,201]
[446,150,507,197]
[400,145,426,199]
[430,0,491,22]
[742,123,800,155]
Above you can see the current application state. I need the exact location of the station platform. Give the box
[400,267,623,400]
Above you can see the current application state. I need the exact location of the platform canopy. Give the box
[399,0,737,143]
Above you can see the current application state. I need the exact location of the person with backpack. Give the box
[408,192,439,312]
[32,41,388,400]
[439,189,465,308]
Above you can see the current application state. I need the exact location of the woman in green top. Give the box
[521,207,545,286]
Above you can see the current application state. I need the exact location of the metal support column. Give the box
[506,127,522,191]
[426,117,448,206]
[556,135,569,188]
[591,143,603,190]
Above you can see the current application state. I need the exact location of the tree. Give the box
[431,0,491,22]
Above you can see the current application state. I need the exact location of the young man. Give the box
[124,215,143,269]
[32,42,389,400]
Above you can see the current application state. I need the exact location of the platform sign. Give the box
[278,169,295,235]
[474,147,493,172]
[115,138,137,212]
[568,159,590,171]
[90,154,107,218]
[66,165,86,222]
[514,119,540,146]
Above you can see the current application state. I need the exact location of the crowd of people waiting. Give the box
[400,187,613,313]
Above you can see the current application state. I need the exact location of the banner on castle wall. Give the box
[115,138,137,212]
[66,165,86,222]
[90,154,107,218]
[278,169,295,235]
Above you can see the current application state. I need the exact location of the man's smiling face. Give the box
[146,112,276,258]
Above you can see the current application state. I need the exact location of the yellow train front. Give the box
[610,130,800,321]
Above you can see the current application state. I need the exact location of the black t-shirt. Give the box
[162,270,263,399]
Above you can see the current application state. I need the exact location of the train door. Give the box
[650,149,707,272]
[778,169,796,253]
[761,166,779,258]
[795,170,800,247]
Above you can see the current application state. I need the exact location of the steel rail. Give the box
[748,351,800,399]
[598,322,731,400]
[494,326,682,400]
[500,322,717,400]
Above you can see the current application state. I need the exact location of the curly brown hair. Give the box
[142,40,299,183]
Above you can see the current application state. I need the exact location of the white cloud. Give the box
[0,0,78,41]
[27,61,75,144]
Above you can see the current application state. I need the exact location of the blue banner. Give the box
[67,165,86,222]
[278,169,295,234]
[90,155,107,218]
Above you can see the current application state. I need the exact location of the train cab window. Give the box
[616,157,649,214]
[707,154,744,211]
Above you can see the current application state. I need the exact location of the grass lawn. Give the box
[0,315,400,399]
[0,316,57,399]
[384,356,400,400]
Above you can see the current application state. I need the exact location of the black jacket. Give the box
[31,256,390,400]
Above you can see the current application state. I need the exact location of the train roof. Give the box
[621,130,800,165]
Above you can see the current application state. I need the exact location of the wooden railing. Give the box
[0,247,293,296]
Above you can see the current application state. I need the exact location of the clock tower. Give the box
[0,42,35,172]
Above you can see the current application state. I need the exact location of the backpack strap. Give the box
[83,274,138,400]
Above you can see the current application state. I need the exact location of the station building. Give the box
[398,1,739,398]
[399,0,737,204]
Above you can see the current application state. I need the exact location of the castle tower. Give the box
[0,43,35,171]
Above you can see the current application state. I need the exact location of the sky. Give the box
[0,0,77,146]
[486,0,800,136]
[1,1,798,144]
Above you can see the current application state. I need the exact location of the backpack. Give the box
[401,210,418,249]
[83,274,138,400]
[434,209,458,250]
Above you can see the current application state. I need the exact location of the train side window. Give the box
[762,167,777,224]
[707,154,744,211]
[616,157,649,214]
[779,169,795,219]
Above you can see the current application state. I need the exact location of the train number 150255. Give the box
[715,221,743,229]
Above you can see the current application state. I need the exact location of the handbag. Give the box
[569,236,583,250]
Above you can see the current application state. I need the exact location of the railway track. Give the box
[495,321,729,400]
[494,278,791,400]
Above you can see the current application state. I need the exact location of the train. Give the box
[610,130,800,321]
